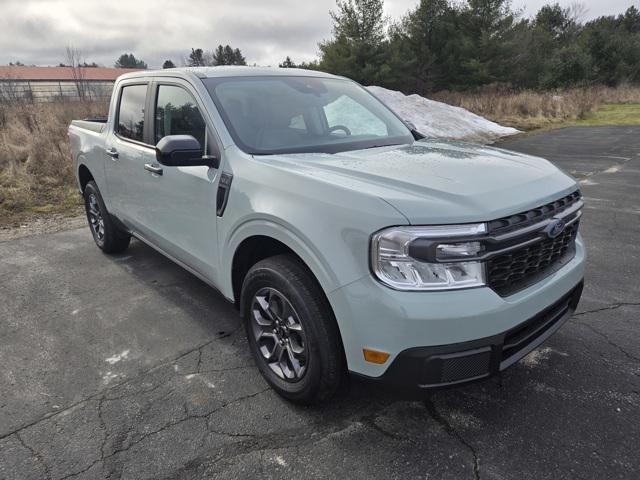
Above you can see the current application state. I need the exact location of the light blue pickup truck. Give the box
[68,67,585,404]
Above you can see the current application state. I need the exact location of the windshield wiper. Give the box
[361,143,403,150]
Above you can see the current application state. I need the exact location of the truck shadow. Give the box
[103,235,554,411]
[96,235,610,479]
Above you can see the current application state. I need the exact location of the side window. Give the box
[155,85,206,147]
[323,95,388,137]
[116,84,147,142]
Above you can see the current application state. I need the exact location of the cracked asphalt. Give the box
[1,125,639,479]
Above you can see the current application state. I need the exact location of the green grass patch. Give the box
[574,103,640,126]
[514,103,640,137]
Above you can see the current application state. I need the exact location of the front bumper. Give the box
[355,281,582,390]
[328,234,586,379]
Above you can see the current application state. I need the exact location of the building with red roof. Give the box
[0,66,144,102]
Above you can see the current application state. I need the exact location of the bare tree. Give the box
[66,46,88,100]
[0,73,29,103]
[568,2,589,24]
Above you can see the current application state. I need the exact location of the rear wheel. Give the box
[83,181,130,253]
[241,254,347,404]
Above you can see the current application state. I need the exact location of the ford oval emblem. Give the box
[545,218,566,239]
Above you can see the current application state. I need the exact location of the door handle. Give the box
[105,147,119,159]
[144,163,163,175]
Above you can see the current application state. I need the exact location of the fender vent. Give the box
[216,173,233,217]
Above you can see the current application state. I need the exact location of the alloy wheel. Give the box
[87,193,105,241]
[250,287,308,381]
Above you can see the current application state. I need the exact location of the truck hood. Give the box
[261,139,578,224]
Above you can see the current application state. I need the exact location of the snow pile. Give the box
[366,86,520,144]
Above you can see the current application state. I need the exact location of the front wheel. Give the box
[83,181,130,254]
[241,255,347,404]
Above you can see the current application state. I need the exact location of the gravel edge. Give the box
[0,209,86,242]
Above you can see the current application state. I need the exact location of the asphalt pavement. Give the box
[1,126,639,479]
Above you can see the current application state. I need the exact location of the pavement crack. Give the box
[574,302,640,317]
[196,348,203,374]
[57,461,101,480]
[0,328,240,441]
[573,320,640,363]
[15,431,52,480]
[105,387,272,461]
[361,414,418,445]
[97,396,108,459]
[171,418,357,478]
[191,365,255,375]
[424,399,480,480]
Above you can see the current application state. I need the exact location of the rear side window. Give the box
[116,84,147,142]
[155,85,206,147]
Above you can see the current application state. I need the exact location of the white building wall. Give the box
[0,80,115,102]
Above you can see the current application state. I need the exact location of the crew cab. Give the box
[68,67,585,403]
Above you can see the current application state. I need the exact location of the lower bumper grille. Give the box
[500,284,580,367]
[368,281,584,391]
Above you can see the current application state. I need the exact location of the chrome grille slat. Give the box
[488,190,582,235]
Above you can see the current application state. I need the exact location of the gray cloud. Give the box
[0,0,633,68]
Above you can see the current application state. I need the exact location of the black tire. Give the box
[83,181,131,254]
[241,254,347,404]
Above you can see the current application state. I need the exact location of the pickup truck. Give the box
[69,67,585,404]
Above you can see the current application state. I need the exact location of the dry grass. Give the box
[432,85,640,130]
[1,87,639,225]
[0,100,107,224]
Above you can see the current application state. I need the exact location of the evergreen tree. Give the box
[311,0,640,92]
[114,53,147,69]
[319,0,388,84]
[211,45,247,65]
[223,45,236,64]
[279,56,297,68]
[188,48,205,67]
[163,60,176,69]
[233,48,247,65]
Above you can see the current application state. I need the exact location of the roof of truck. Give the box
[117,66,340,81]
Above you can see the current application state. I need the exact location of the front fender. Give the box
[220,215,340,301]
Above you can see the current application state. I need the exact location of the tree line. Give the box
[8,0,638,95]
[112,45,248,70]
[7,45,248,71]
[308,0,640,94]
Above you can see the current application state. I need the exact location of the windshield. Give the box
[202,75,414,155]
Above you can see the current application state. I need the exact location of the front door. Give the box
[137,81,221,281]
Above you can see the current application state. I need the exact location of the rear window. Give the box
[117,84,147,142]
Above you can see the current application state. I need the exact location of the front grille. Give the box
[488,190,582,235]
[487,221,579,296]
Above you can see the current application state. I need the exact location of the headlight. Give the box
[371,224,487,291]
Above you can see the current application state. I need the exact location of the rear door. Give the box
[104,81,153,232]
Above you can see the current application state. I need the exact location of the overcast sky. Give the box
[0,0,636,68]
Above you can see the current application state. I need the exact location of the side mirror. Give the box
[155,135,219,168]
[404,120,425,140]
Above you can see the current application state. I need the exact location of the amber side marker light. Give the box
[363,348,390,364]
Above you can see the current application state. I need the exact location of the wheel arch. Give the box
[77,163,94,193]
[232,236,295,310]
[224,219,340,308]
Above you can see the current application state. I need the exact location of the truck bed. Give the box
[70,118,107,134]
